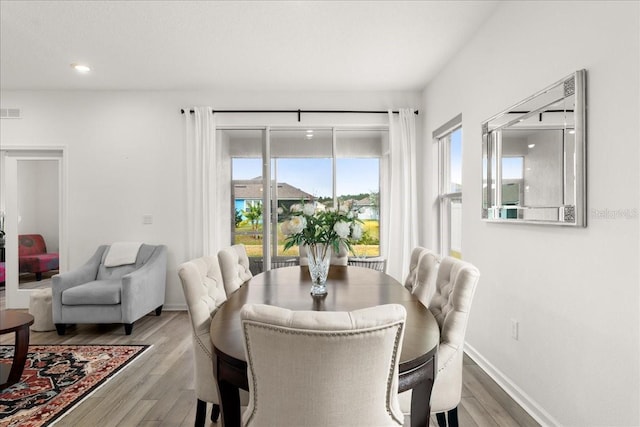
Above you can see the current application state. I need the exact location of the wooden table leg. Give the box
[409,353,437,427]
[218,378,241,427]
[216,354,243,427]
[2,325,30,389]
[410,377,434,427]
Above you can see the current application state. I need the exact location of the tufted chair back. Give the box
[403,247,429,292]
[240,303,406,427]
[298,243,349,266]
[399,256,479,427]
[410,251,441,307]
[218,244,253,295]
[178,255,245,424]
[430,257,480,347]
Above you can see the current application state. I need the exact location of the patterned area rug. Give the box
[0,344,150,427]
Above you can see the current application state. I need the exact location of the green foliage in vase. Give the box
[280,202,363,257]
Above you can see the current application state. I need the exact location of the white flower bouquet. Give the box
[281,202,363,259]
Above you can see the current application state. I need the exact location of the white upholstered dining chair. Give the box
[410,250,441,307]
[399,256,480,427]
[347,256,387,272]
[240,303,407,427]
[249,256,299,275]
[218,244,253,295]
[178,255,249,426]
[404,246,430,292]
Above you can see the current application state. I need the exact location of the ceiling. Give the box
[0,1,499,92]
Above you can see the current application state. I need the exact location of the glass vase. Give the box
[306,243,331,296]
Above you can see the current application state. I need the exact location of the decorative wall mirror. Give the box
[482,69,586,226]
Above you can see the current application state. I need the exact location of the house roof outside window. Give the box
[233,179,314,201]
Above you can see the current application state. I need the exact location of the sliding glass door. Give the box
[335,129,381,258]
[223,127,384,273]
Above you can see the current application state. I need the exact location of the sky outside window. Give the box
[450,128,462,192]
[275,158,332,198]
[232,158,261,179]
[336,158,379,196]
[233,157,379,197]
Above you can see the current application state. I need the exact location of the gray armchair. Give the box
[52,244,167,335]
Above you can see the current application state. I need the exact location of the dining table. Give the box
[210,265,440,427]
[0,310,34,389]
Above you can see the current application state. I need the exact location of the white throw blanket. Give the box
[104,242,143,267]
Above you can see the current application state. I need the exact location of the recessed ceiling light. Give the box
[71,63,91,73]
[528,144,535,148]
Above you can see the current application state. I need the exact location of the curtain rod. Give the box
[180,108,419,122]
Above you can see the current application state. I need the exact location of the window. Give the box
[225,127,384,267]
[436,115,462,259]
[335,130,381,258]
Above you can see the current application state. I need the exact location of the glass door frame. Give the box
[1,147,68,308]
[223,125,386,271]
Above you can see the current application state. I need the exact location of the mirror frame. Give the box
[482,69,587,226]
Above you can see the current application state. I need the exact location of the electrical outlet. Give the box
[511,319,519,340]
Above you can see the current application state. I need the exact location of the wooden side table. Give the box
[0,310,34,389]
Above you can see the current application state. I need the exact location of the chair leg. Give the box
[195,399,206,427]
[447,407,459,427]
[436,412,447,427]
[124,323,133,335]
[55,323,66,335]
[211,403,220,422]
[36,272,42,281]
[155,305,163,316]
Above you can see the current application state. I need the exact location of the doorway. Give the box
[221,127,384,274]
[1,148,66,308]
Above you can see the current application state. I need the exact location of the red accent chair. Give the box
[18,234,59,281]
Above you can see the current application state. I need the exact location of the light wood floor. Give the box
[1,289,539,426]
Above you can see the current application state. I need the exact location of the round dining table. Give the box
[0,310,34,389]
[210,265,440,427]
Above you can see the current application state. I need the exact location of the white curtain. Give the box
[382,109,419,281]
[183,106,220,259]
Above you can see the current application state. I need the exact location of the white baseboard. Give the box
[163,304,187,311]
[464,343,559,427]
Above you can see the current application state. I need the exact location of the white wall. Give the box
[421,1,639,426]
[0,90,421,309]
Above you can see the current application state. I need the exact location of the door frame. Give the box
[223,125,387,268]
[1,146,68,308]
